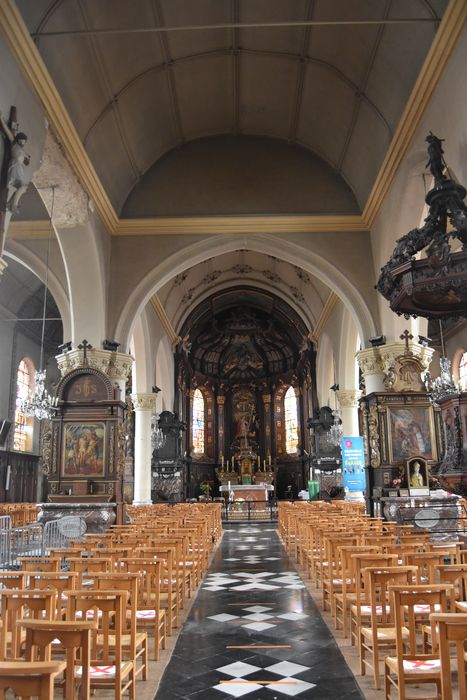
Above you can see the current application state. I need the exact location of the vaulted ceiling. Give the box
[16,0,448,216]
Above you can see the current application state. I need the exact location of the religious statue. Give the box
[0,110,30,213]
[409,461,425,488]
[425,132,446,187]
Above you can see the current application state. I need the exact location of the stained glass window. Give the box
[192,388,205,454]
[459,351,467,391]
[284,386,299,454]
[13,359,32,452]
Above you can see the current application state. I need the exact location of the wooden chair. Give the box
[20,558,60,573]
[334,545,380,637]
[93,572,148,681]
[120,559,166,660]
[430,612,467,700]
[384,584,452,700]
[349,553,399,647]
[0,589,56,660]
[21,619,95,700]
[135,546,178,634]
[66,590,135,700]
[359,566,416,689]
[0,660,66,700]
[25,571,79,618]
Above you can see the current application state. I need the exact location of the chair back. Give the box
[20,558,60,573]
[0,589,57,659]
[430,613,467,700]
[0,660,66,700]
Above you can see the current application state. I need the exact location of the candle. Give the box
[268,453,271,466]
[221,455,224,468]
[263,459,266,469]
[228,480,231,492]
[258,455,260,468]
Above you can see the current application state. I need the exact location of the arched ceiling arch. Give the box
[16,0,448,214]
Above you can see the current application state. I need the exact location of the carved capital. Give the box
[379,342,434,374]
[356,347,385,376]
[131,393,158,411]
[56,348,134,381]
[217,395,225,405]
[336,389,362,408]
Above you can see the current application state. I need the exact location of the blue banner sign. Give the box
[341,436,366,491]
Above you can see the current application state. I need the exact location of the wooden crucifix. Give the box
[78,339,93,366]
[0,106,30,255]
[400,329,414,353]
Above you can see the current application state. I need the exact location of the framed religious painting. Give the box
[387,405,437,465]
[62,422,106,478]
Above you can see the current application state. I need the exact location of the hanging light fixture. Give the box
[21,186,59,421]
[151,412,166,451]
[427,321,459,404]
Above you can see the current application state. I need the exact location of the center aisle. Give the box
[155,523,364,699]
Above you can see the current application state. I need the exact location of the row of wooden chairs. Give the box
[0,502,222,698]
[279,501,467,699]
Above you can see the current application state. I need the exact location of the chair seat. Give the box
[75,662,132,679]
[411,603,442,614]
[361,626,408,641]
[135,609,163,620]
[331,578,353,585]
[76,610,103,620]
[385,656,441,674]
[97,632,147,647]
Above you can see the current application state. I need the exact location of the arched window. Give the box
[192,388,205,455]
[13,359,34,452]
[284,386,299,454]
[459,351,467,391]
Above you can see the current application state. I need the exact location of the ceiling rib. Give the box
[31,17,441,39]
[81,48,391,172]
[337,0,393,172]
[288,0,315,144]
[152,0,184,147]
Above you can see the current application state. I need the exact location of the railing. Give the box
[0,516,12,531]
[0,516,86,569]
[222,499,278,522]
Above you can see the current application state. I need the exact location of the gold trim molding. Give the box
[149,295,179,347]
[309,292,339,346]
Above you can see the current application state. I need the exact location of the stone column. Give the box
[336,389,362,436]
[131,393,157,504]
[356,347,386,394]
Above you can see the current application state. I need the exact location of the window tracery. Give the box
[13,359,34,452]
[459,350,467,391]
[192,388,205,454]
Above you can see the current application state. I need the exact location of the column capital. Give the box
[336,389,362,408]
[356,347,385,376]
[131,392,158,411]
[56,347,134,381]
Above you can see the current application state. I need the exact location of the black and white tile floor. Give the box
[155,523,364,699]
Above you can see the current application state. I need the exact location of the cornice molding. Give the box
[8,220,51,239]
[9,215,369,239]
[0,0,118,234]
[116,214,368,236]
[363,0,467,228]
[149,295,179,346]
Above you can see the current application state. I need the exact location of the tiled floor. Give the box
[155,524,364,699]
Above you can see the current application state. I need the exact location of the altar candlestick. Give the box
[257,455,260,468]
[221,455,224,468]
[263,459,266,469]
[268,453,271,466]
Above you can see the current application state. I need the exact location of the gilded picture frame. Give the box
[387,405,437,464]
[62,422,106,477]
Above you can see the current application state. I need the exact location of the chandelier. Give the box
[21,187,58,421]
[151,413,166,451]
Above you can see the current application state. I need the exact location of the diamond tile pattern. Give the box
[155,523,365,699]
